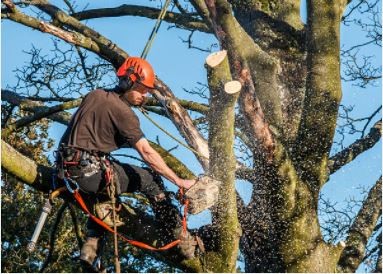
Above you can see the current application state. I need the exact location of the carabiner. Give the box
[63,177,79,193]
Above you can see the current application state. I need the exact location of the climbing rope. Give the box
[141,0,172,59]
[139,107,209,160]
[137,0,209,161]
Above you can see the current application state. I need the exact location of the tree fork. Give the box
[204,50,241,272]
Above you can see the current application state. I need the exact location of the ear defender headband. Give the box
[118,66,142,92]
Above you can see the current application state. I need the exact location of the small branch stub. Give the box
[224,81,241,94]
[206,50,227,68]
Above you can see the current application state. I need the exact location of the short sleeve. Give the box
[115,107,145,147]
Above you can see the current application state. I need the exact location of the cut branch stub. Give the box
[224,80,242,94]
[205,50,228,68]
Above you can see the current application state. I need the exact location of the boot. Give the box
[174,227,197,259]
[80,237,99,266]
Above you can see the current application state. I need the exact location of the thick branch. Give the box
[205,50,241,272]
[32,1,128,66]
[328,120,382,174]
[71,5,211,33]
[189,0,215,31]
[152,79,210,171]
[295,0,343,187]
[337,177,382,272]
[3,9,110,62]
[1,139,51,192]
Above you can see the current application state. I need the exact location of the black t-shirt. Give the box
[60,89,144,153]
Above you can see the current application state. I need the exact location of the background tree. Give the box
[1,0,381,272]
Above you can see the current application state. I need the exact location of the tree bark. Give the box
[295,0,343,189]
[204,50,241,272]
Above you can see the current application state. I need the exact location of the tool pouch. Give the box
[184,175,221,215]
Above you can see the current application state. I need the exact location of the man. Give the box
[58,57,197,267]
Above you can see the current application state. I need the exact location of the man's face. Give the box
[125,82,150,106]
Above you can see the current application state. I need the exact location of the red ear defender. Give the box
[116,57,155,88]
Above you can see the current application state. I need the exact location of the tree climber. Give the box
[57,57,197,267]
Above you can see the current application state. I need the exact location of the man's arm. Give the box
[134,138,196,189]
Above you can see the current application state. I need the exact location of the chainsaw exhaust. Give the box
[27,199,52,252]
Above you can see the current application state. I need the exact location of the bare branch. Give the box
[294,0,343,185]
[329,119,382,174]
[2,99,81,137]
[341,51,382,88]
[70,4,211,33]
[2,89,73,125]
[337,177,382,272]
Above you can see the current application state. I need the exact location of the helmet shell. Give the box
[116,57,155,88]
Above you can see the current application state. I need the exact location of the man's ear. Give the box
[118,77,132,91]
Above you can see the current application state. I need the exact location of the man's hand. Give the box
[178,179,197,190]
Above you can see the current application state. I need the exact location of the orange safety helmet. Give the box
[116,57,155,89]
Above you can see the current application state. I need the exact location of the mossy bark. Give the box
[203,51,241,272]
[230,0,303,30]
[294,0,343,188]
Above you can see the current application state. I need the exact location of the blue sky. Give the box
[2,0,381,270]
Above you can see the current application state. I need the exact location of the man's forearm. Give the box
[134,139,182,187]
